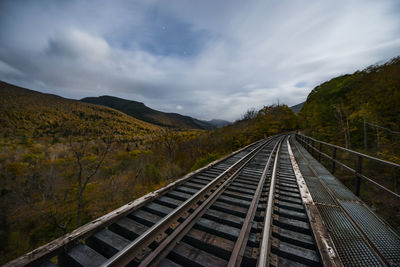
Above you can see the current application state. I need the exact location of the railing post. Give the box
[355,156,362,196]
[318,143,322,162]
[311,139,315,157]
[331,147,337,174]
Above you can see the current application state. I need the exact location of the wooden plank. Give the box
[222,190,253,202]
[276,207,308,221]
[234,177,259,185]
[225,185,255,195]
[38,260,56,267]
[211,201,247,218]
[157,258,182,267]
[183,228,234,260]
[194,218,240,241]
[182,182,204,190]
[109,217,147,241]
[168,241,227,267]
[276,200,304,212]
[277,189,301,199]
[274,216,311,234]
[189,178,209,185]
[231,181,257,190]
[273,226,315,249]
[86,229,130,258]
[154,196,183,208]
[166,190,192,201]
[61,244,107,267]
[175,186,198,194]
[128,209,162,226]
[271,238,320,265]
[276,194,303,205]
[142,202,174,217]
[204,208,244,229]
[276,184,300,194]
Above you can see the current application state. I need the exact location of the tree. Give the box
[156,128,180,178]
[241,108,258,121]
[68,137,112,226]
[333,103,351,148]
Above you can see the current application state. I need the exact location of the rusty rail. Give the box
[258,138,282,266]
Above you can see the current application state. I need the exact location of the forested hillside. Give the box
[299,57,400,162]
[0,82,159,141]
[0,80,298,263]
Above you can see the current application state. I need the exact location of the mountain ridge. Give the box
[206,119,231,128]
[289,102,305,114]
[81,95,216,130]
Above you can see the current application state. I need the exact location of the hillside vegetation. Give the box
[299,57,400,159]
[81,95,215,130]
[0,82,159,142]
[0,80,298,263]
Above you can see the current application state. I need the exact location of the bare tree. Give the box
[68,137,112,226]
[241,108,258,121]
[334,104,351,148]
[157,128,180,178]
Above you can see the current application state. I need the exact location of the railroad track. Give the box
[8,135,337,267]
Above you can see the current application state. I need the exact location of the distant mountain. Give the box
[0,81,158,139]
[206,119,231,128]
[290,102,305,114]
[81,96,215,130]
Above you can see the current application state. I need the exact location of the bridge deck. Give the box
[5,135,400,266]
[290,136,400,266]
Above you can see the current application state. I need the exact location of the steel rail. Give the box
[227,138,281,267]
[258,138,283,267]
[298,136,400,199]
[137,138,277,266]
[101,138,271,266]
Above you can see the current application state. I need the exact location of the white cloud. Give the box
[0,0,399,121]
[46,29,110,62]
[0,60,22,76]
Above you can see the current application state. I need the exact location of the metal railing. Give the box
[295,133,400,200]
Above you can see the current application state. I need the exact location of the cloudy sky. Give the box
[1,0,399,121]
